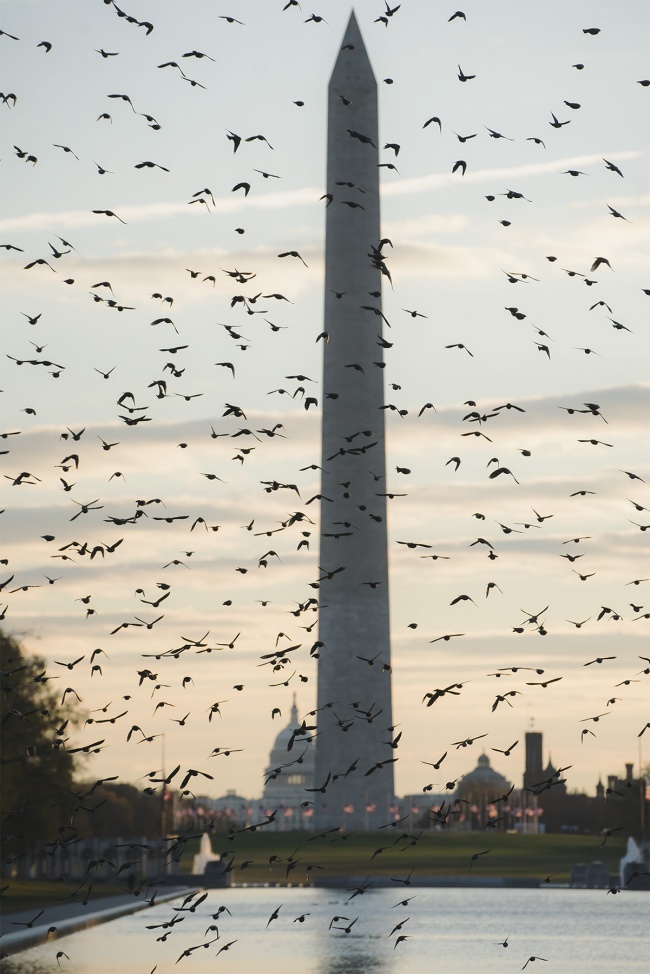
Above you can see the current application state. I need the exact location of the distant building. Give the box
[454,753,512,830]
[524,730,566,796]
[600,762,636,798]
[204,696,316,831]
[400,792,448,818]
[261,696,316,830]
[205,790,254,821]
[523,731,543,791]
[205,724,643,836]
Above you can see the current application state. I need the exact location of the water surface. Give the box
[3,887,647,974]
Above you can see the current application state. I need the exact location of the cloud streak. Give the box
[2,152,640,235]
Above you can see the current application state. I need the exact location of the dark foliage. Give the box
[72,782,163,840]
[1,629,85,850]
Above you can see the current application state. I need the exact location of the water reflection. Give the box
[2,888,647,974]
[318,936,390,974]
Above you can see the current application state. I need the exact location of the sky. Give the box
[1,0,649,806]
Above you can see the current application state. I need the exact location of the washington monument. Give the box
[313,12,395,831]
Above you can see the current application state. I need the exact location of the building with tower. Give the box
[203,722,649,837]
[523,731,543,792]
[524,730,566,797]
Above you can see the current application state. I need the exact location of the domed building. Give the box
[454,753,512,830]
[198,727,558,834]
[202,696,317,831]
[260,696,316,830]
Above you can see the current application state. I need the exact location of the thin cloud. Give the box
[381,152,641,197]
[0,188,321,234]
[2,153,640,234]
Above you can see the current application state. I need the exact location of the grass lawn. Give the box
[177,830,626,885]
[1,833,625,914]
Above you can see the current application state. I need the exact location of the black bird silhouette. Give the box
[469,850,490,871]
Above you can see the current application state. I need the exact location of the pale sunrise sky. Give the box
[1,0,649,803]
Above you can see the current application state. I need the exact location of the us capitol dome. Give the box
[201,695,316,830]
[261,696,316,825]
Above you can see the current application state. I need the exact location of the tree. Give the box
[0,629,86,852]
[72,782,163,840]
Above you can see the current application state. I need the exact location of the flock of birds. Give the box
[1,0,649,970]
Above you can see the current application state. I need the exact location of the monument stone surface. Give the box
[314,11,395,831]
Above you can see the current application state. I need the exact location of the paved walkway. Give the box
[0,886,190,956]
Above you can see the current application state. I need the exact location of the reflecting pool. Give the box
[3,886,647,974]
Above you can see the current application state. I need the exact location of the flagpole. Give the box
[161,732,166,837]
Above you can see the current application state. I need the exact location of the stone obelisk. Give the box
[314,11,394,831]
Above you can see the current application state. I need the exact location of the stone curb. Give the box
[1,887,190,956]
